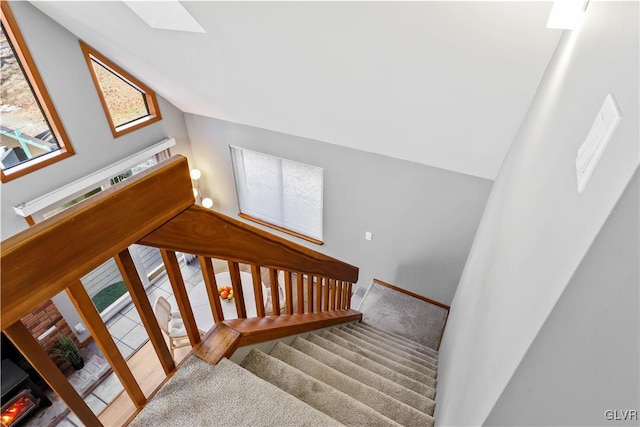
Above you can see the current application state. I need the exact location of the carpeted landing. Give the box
[130,322,438,427]
[357,282,448,350]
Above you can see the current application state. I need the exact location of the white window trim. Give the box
[13,138,175,218]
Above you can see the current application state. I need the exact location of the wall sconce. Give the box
[190,168,202,204]
[189,169,201,180]
[190,168,214,209]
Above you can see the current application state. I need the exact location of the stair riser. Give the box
[269,342,435,424]
[348,323,439,361]
[330,329,438,377]
[292,337,434,414]
[319,331,437,381]
[359,322,439,357]
[241,350,406,427]
[341,326,439,367]
[308,334,437,397]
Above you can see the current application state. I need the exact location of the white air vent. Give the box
[576,94,622,194]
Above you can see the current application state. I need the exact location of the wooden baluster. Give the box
[66,281,146,407]
[323,277,330,311]
[284,271,294,315]
[4,322,102,426]
[296,273,305,314]
[330,279,337,310]
[307,275,314,313]
[328,278,336,311]
[228,261,247,318]
[336,280,343,309]
[343,281,349,309]
[342,281,349,309]
[251,265,265,318]
[161,250,201,345]
[200,256,224,322]
[116,249,174,374]
[346,282,353,309]
[269,268,281,315]
[315,276,322,312]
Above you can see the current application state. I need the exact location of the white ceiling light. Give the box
[547,0,587,30]
[124,1,205,33]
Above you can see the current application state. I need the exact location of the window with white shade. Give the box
[230,146,323,244]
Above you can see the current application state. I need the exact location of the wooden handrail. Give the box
[1,156,194,326]
[138,205,359,282]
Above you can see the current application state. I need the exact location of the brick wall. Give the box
[21,299,78,371]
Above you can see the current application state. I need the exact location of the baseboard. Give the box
[372,278,450,310]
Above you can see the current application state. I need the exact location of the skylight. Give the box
[124,1,205,33]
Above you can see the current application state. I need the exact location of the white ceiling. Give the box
[30,1,562,180]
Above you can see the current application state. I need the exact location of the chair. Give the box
[153,296,190,358]
[262,270,286,315]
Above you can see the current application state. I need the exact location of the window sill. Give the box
[111,113,162,139]
[238,213,324,246]
[1,149,74,183]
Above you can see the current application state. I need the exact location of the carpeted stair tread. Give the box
[347,323,439,362]
[292,337,435,413]
[308,334,436,396]
[359,322,439,357]
[328,329,438,377]
[318,331,437,382]
[130,356,342,427]
[334,327,438,372]
[269,342,435,426]
[342,325,438,366]
[241,349,402,427]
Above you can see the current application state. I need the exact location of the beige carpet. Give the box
[130,323,438,427]
[357,282,448,349]
[129,357,341,427]
[239,323,437,427]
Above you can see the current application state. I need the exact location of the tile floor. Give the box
[26,259,205,427]
[106,260,204,360]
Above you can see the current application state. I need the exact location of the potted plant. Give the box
[51,335,84,370]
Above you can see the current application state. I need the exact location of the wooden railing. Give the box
[0,155,359,426]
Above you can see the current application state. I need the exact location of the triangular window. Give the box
[80,41,161,137]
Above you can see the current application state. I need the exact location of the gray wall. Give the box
[1,1,193,240]
[184,114,492,305]
[485,170,639,426]
[1,1,194,341]
[436,2,639,425]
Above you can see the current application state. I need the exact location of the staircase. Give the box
[2,157,440,426]
[131,321,437,426]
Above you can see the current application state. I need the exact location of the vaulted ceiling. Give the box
[30,1,562,180]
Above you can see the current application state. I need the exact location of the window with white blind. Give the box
[230,146,323,244]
